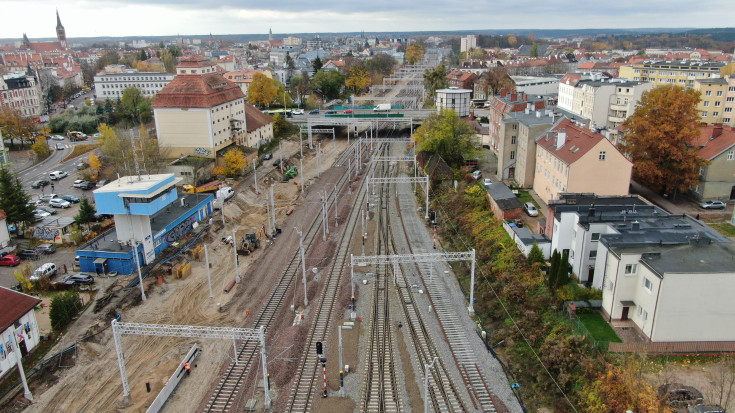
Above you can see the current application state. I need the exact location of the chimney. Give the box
[536,110,541,118]
[631,221,640,231]
[712,123,723,139]
[556,130,566,149]
[510,93,518,102]
[501,89,508,97]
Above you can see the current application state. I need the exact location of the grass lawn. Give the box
[62,143,100,162]
[578,312,623,343]
[710,222,735,238]
[516,190,535,206]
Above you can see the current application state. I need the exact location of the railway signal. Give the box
[316,341,323,356]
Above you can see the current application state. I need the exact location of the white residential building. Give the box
[0,287,42,378]
[435,88,471,117]
[460,35,477,53]
[94,71,175,101]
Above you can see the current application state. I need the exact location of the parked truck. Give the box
[236,232,260,255]
[373,103,391,112]
[182,180,222,194]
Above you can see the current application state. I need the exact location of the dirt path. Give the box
[19,135,350,412]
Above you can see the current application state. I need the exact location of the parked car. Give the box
[471,170,482,180]
[309,109,320,115]
[216,186,235,201]
[36,244,56,254]
[482,178,493,187]
[49,170,68,180]
[75,162,88,170]
[72,179,86,188]
[55,143,65,150]
[36,205,57,215]
[96,179,110,188]
[91,213,113,222]
[292,109,304,115]
[325,110,337,114]
[49,198,71,208]
[50,135,65,140]
[263,153,273,160]
[78,180,95,190]
[31,179,50,188]
[699,200,726,209]
[62,273,95,285]
[523,202,539,217]
[33,209,50,219]
[39,193,58,203]
[18,249,40,261]
[273,159,282,167]
[0,255,21,267]
[60,195,80,203]
[343,109,354,114]
[31,263,57,281]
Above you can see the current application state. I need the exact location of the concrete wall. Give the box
[154,108,214,157]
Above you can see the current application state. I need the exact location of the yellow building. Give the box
[619,61,735,89]
[724,75,735,127]
[694,78,729,125]
[152,56,246,158]
[533,118,632,204]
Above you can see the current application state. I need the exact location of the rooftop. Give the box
[245,103,274,132]
[152,73,245,109]
[486,182,523,210]
[634,242,735,277]
[536,118,628,165]
[0,287,41,332]
[94,173,176,193]
[436,88,472,94]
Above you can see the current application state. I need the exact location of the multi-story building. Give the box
[269,46,300,67]
[488,90,546,151]
[94,70,175,101]
[223,69,271,97]
[694,78,729,125]
[533,118,632,204]
[460,35,477,53]
[0,128,9,166]
[1,287,42,379]
[435,88,471,117]
[305,35,322,50]
[606,81,654,144]
[446,70,477,92]
[725,76,735,127]
[558,73,582,112]
[618,61,735,89]
[498,109,584,186]
[0,70,43,118]
[153,56,247,158]
[691,124,735,200]
[283,36,302,46]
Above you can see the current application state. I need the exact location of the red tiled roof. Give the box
[694,125,735,160]
[245,103,274,132]
[28,42,63,52]
[323,60,345,67]
[560,73,581,86]
[537,118,627,165]
[577,62,595,69]
[0,286,42,332]
[176,56,213,68]
[446,70,477,82]
[152,73,245,109]
[0,210,6,221]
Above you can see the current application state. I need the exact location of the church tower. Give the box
[56,9,67,49]
[269,28,273,41]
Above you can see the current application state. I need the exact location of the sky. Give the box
[2,0,733,39]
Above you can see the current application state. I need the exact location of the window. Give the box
[725,118,732,123]
[510,151,515,160]
[715,101,721,107]
[726,108,733,113]
[703,101,710,107]
[728,97,735,102]
[643,277,652,292]
[728,151,734,161]
[589,250,597,259]
[599,151,606,160]
[591,233,600,241]
[717,91,723,97]
[714,112,719,117]
[625,264,637,274]
[705,91,712,96]
[702,112,709,117]
[511,135,516,144]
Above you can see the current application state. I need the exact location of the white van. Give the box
[31,263,57,281]
[49,170,68,180]
[213,187,235,209]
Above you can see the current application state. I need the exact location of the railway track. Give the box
[285,142,380,412]
[359,147,402,412]
[203,138,366,412]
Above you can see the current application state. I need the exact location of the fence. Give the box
[568,316,610,351]
[608,341,735,354]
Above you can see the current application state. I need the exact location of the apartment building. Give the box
[533,118,632,204]
[618,61,735,89]
[694,78,729,125]
[0,70,42,118]
[691,124,735,200]
[488,90,546,151]
[725,76,735,127]
[94,71,175,101]
[223,69,271,97]
[460,35,477,53]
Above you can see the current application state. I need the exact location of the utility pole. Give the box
[338,326,345,397]
[361,209,366,256]
[323,191,329,235]
[424,357,439,413]
[253,160,258,194]
[299,157,304,196]
[270,184,276,236]
[295,228,308,307]
[348,157,352,194]
[317,142,322,177]
[132,242,146,301]
[12,326,33,403]
[205,244,213,302]
[334,183,339,228]
[299,127,303,158]
[279,141,284,174]
[233,229,240,283]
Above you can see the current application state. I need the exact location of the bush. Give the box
[49,290,82,331]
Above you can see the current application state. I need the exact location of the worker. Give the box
[184,362,190,376]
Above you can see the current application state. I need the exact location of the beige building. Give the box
[691,124,735,200]
[223,70,272,98]
[619,61,735,89]
[695,78,729,125]
[153,57,247,158]
[242,103,274,148]
[725,75,735,126]
[533,118,632,204]
[601,242,735,342]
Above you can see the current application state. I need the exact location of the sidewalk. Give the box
[8,149,38,174]
[629,180,686,215]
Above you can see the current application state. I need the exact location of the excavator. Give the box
[284,166,298,180]
[236,232,260,255]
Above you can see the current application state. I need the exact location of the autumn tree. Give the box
[75,198,96,230]
[530,42,539,57]
[248,73,277,107]
[213,148,246,177]
[31,138,50,160]
[405,43,425,65]
[88,152,102,179]
[477,67,514,97]
[310,70,345,100]
[581,357,663,413]
[507,34,518,47]
[413,109,476,168]
[96,123,163,177]
[0,108,36,149]
[423,64,449,98]
[345,63,371,93]
[620,85,708,199]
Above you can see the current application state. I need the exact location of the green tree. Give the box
[248,73,278,107]
[285,52,295,74]
[423,64,449,98]
[49,290,82,331]
[527,243,545,266]
[75,198,96,230]
[548,249,561,289]
[271,114,292,138]
[312,56,323,72]
[160,50,178,73]
[289,75,309,106]
[365,54,396,77]
[0,166,36,231]
[310,70,345,100]
[273,79,293,108]
[117,87,152,126]
[405,43,425,65]
[138,49,147,61]
[530,42,539,57]
[413,109,476,168]
[556,251,570,288]
[95,51,120,71]
[345,63,371,93]
[620,85,708,199]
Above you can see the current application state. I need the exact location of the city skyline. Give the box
[1,0,733,39]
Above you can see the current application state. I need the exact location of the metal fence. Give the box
[608,341,735,354]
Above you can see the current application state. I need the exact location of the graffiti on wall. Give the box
[34,227,60,240]
[163,215,197,243]
[194,147,211,156]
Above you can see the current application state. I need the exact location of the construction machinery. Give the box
[284,166,298,180]
[182,180,222,194]
[236,232,260,255]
